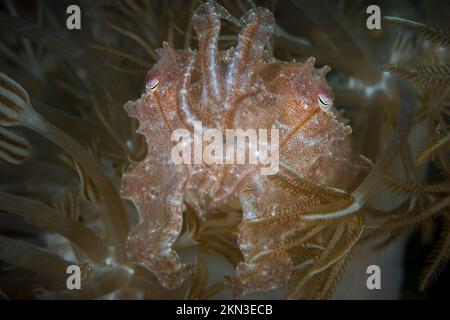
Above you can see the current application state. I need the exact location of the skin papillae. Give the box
[121,1,359,296]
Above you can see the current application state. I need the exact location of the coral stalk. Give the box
[24,110,129,262]
[0,191,108,265]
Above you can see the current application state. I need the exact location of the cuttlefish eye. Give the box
[318,93,332,110]
[145,77,159,92]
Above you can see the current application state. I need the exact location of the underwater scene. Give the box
[0,0,449,301]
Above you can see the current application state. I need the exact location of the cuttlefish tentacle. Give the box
[223,7,275,128]
[193,1,240,104]
[225,8,275,96]
[176,53,198,130]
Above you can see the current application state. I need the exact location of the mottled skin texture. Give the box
[121,2,354,295]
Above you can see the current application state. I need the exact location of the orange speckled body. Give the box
[121,1,355,296]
